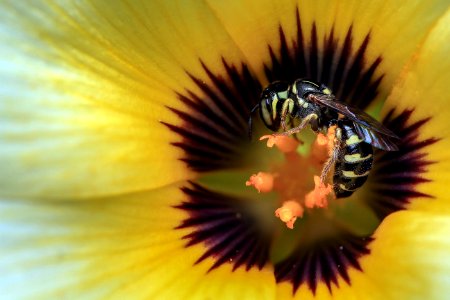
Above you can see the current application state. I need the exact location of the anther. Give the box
[260,135,301,153]
[245,172,275,193]
[304,176,334,208]
[275,200,304,229]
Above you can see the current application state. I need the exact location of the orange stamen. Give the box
[304,176,334,208]
[245,172,274,193]
[314,126,336,153]
[326,126,337,152]
[310,126,337,169]
[260,135,301,153]
[275,200,304,229]
[316,133,328,146]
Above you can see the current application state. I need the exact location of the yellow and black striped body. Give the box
[333,121,373,198]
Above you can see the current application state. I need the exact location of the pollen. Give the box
[246,130,337,229]
[245,172,275,193]
[316,133,329,146]
[316,125,336,153]
[304,176,333,208]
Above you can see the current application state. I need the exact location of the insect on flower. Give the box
[249,79,400,198]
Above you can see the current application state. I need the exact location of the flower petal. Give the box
[361,211,450,300]
[275,211,450,300]
[175,182,275,273]
[207,0,448,106]
[0,1,256,198]
[382,8,450,213]
[364,109,439,219]
[0,183,276,299]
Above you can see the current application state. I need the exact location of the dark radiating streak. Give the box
[175,183,272,273]
[366,109,438,219]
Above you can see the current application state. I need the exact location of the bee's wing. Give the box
[307,94,400,151]
[352,122,399,151]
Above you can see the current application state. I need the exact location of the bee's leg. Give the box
[280,99,295,131]
[320,128,342,184]
[280,111,288,131]
[277,113,318,136]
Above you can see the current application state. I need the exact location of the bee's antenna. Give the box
[248,104,260,140]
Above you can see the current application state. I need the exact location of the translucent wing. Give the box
[307,94,400,151]
[352,122,399,151]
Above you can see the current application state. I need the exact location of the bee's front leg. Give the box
[280,112,289,132]
[280,98,295,132]
[277,113,318,137]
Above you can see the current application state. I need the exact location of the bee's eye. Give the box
[258,81,289,132]
[259,96,277,130]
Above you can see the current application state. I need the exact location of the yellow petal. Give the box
[382,8,450,213]
[362,211,450,300]
[207,0,449,107]
[0,1,256,198]
[275,211,450,300]
[0,183,276,299]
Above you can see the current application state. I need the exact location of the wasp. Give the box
[249,79,399,198]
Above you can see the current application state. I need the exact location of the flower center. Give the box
[246,130,336,229]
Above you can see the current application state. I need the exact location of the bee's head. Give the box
[257,81,290,131]
[293,79,333,98]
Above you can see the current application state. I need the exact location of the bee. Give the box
[249,79,399,198]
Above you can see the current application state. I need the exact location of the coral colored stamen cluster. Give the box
[246,129,337,229]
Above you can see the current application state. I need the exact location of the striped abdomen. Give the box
[333,122,373,198]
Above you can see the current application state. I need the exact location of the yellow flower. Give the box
[1,1,450,299]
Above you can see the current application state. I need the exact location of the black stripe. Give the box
[345,142,361,155]
[343,157,373,174]
[334,175,369,192]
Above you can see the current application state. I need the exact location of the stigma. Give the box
[246,129,336,229]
